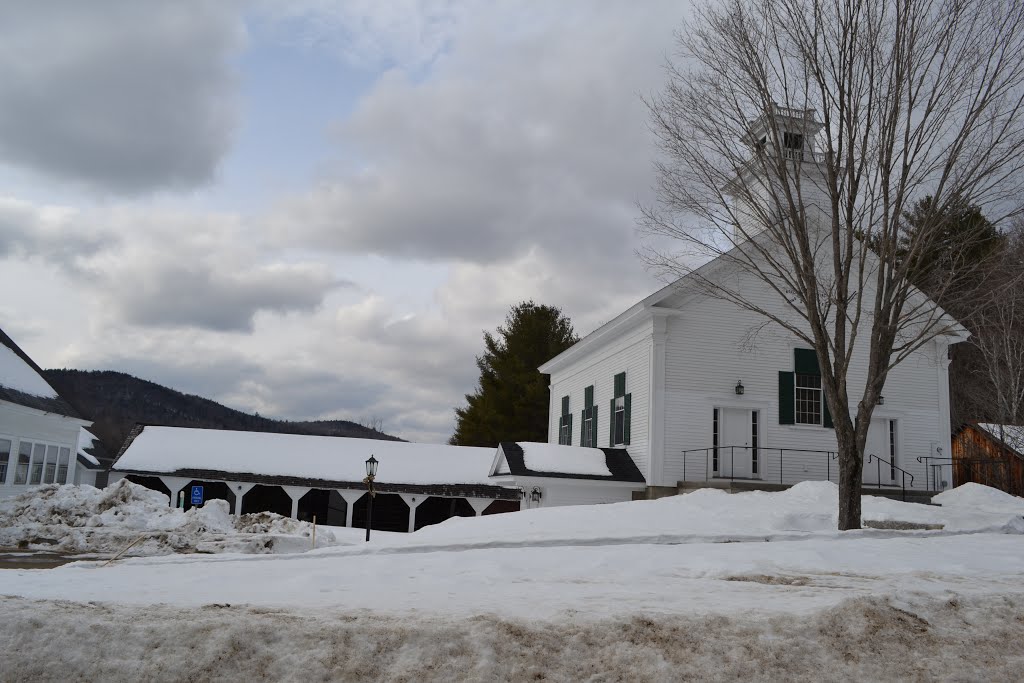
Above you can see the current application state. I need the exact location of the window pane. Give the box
[751,412,759,474]
[712,409,719,472]
[57,447,70,484]
[43,445,58,483]
[30,443,45,484]
[795,374,822,424]
[15,442,31,484]
[0,438,9,485]
[614,408,624,445]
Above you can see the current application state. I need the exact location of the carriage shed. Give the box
[109,425,521,533]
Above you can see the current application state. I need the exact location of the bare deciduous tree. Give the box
[640,0,1024,529]
[967,224,1024,431]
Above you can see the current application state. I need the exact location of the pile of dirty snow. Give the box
[0,480,337,556]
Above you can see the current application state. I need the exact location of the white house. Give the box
[538,108,967,500]
[0,327,100,498]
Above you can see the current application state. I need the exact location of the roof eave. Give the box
[538,303,655,375]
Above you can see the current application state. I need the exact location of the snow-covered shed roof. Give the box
[0,326,82,418]
[112,426,520,499]
[493,442,646,483]
[976,423,1024,456]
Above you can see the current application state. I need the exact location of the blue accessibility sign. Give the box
[190,485,204,506]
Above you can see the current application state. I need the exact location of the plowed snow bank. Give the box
[2,594,1021,682]
[0,480,335,555]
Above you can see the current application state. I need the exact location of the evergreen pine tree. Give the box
[450,301,578,446]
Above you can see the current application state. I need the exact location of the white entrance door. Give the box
[718,408,757,479]
[863,418,895,485]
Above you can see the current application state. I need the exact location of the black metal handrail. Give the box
[681,446,918,499]
[916,456,953,492]
[681,445,838,485]
[866,453,914,501]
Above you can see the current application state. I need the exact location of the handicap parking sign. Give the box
[190,485,204,506]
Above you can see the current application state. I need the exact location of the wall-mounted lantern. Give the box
[878,395,885,405]
[530,487,543,505]
[735,380,745,395]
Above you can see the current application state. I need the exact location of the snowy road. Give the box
[4,532,1024,621]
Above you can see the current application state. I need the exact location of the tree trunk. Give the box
[836,430,863,531]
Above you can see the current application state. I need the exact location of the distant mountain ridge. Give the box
[42,369,402,462]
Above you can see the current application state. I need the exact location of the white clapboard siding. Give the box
[0,402,84,499]
[660,261,948,490]
[547,320,654,480]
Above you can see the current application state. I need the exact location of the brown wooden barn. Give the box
[951,423,1024,497]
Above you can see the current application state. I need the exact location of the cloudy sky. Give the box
[0,1,686,443]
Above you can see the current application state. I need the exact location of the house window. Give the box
[779,348,832,428]
[610,372,631,447]
[888,420,898,480]
[581,385,596,448]
[43,445,58,484]
[0,439,10,484]
[29,443,45,484]
[57,447,70,484]
[783,132,804,150]
[614,396,625,445]
[795,373,823,425]
[14,442,30,484]
[751,411,759,475]
[558,395,572,446]
[712,408,720,472]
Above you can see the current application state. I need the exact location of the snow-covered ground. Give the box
[0,480,342,556]
[3,481,1024,681]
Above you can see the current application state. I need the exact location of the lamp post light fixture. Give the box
[529,487,542,507]
[364,455,378,542]
[735,380,745,395]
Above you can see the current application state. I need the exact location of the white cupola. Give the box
[725,103,828,238]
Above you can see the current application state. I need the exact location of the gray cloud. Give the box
[0,1,243,193]
[0,198,343,333]
[267,3,675,266]
[3,2,686,443]
[0,197,117,269]
[116,263,341,332]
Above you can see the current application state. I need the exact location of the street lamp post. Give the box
[364,455,378,542]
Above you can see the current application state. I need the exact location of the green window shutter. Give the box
[794,348,820,375]
[585,385,594,408]
[567,414,573,445]
[623,394,631,445]
[778,372,795,424]
[561,395,569,416]
[608,399,614,446]
[823,395,834,428]
[614,372,626,397]
[592,406,598,447]
[581,409,586,445]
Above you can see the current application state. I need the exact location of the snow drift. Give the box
[391,481,1024,551]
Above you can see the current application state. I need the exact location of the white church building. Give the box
[538,107,966,501]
